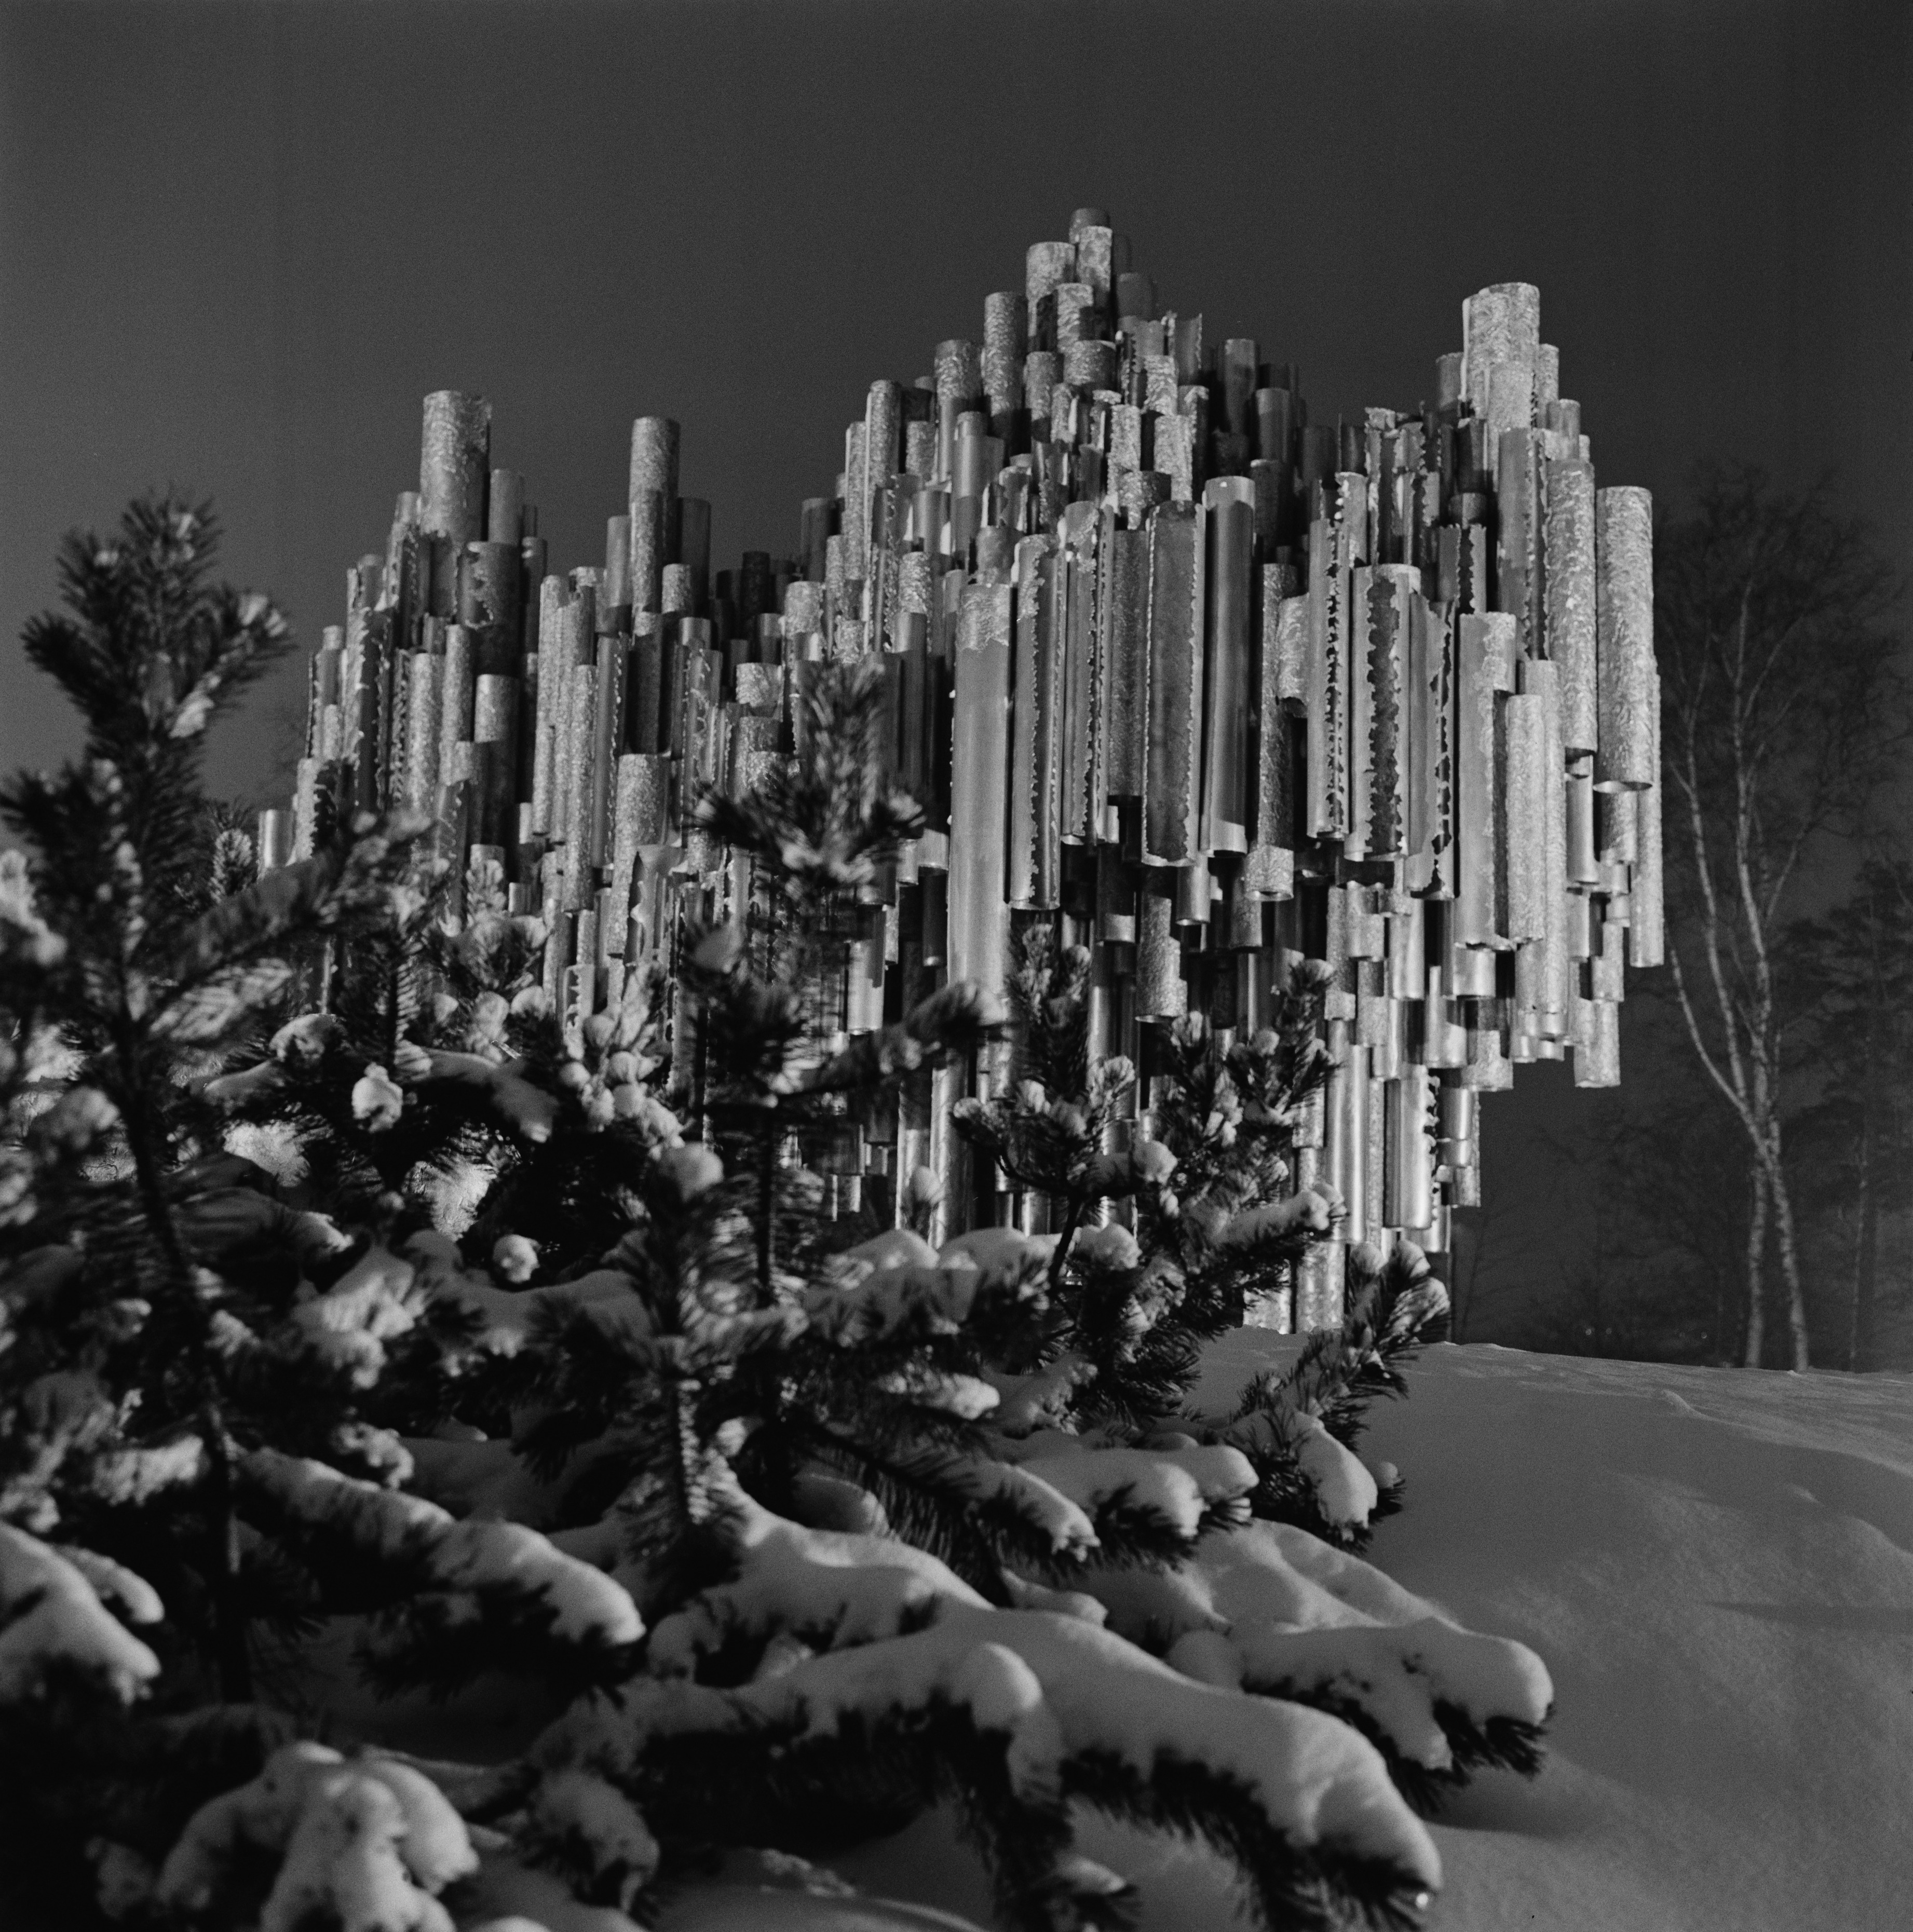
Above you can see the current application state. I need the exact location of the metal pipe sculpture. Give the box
[268,208,1662,1330]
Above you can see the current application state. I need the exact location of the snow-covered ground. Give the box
[675,1341,1913,1931]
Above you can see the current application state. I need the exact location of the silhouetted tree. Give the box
[1786,851,1913,1370]
[1656,468,1907,1369]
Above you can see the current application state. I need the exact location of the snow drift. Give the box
[724,1340,1913,1932]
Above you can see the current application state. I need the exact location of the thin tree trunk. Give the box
[1452,1222,1477,1344]
[1848,1007,1889,1372]
[1849,1107,1874,1372]
[1856,1144,1882,1373]
[1743,1160,1769,1368]
[1767,1143,1811,1370]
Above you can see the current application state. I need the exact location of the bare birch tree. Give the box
[1655,468,1905,1369]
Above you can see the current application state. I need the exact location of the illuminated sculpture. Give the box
[264,210,1661,1329]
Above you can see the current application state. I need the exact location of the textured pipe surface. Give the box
[405,651,443,816]
[1595,485,1655,790]
[419,392,490,544]
[438,625,477,796]
[949,582,1013,1005]
[1630,660,1666,965]
[1135,872,1186,1018]
[1058,503,1101,845]
[1462,283,1540,410]
[1544,456,1598,752]
[1143,502,1204,865]
[1503,690,1549,942]
[1495,430,1542,660]
[1324,1034,1369,1246]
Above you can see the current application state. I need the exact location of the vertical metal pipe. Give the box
[1385,1064,1435,1232]
[1461,283,1540,417]
[1544,456,1598,753]
[1358,563,1417,859]
[1566,752,1600,887]
[1324,1027,1369,1246]
[590,640,627,867]
[1102,526,1150,808]
[1630,663,1666,965]
[473,673,520,865]
[1455,612,1510,946]
[1008,537,1056,907]
[419,391,490,547]
[1247,588,1307,899]
[1294,1241,1342,1333]
[530,577,567,834]
[1595,485,1655,791]
[1134,871,1186,1019]
[983,292,1027,439]
[405,650,443,817]
[1304,482,1360,840]
[551,592,594,842]
[438,625,477,804]
[1503,685,1549,944]
[1522,657,1571,1038]
[1574,995,1621,1087]
[928,1060,970,1249]
[949,581,1013,1009]
[1025,241,1077,353]
[1200,476,1254,855]
[256,809,294,874]
[561,663,598,912]
[1143,501,1205,865]
[1495,429,1543,659]
[1057,502,1101,847]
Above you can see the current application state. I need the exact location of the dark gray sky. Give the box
[4,0,1905,801]
[2,0,1908,1314]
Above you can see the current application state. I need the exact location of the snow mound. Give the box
[799,1342,1913,1931]
[1232,1339,1913,1932]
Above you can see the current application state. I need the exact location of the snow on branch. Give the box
[151,1741,478,1932]
[940,1455,1101,1559]
[540,1604,1442,1924]
[402,1233,653,1360]
[1222,1406,1383,1537]
[1012,1441,1259,1548]
[0,1525,161,1705]
[800,1257,979,1346]
[644,1489,989,1676]
[1081,1520,1553,1794]
[238,1449,644,1653]
[512,1765,660,1917]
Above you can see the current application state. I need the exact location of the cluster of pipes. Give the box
[262,208,1661,1329]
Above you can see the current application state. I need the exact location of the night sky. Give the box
[2,0,1907,1314]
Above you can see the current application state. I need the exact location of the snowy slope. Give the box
[699,1341,1913,1932]
[1352,1343,1913,1932]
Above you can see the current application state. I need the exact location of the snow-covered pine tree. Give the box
[1,508,1552,1932]
[344,657,1545,1930]
[940,920,1546,1806]
[0,501,645,1930]
[950,920,1454,1546]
